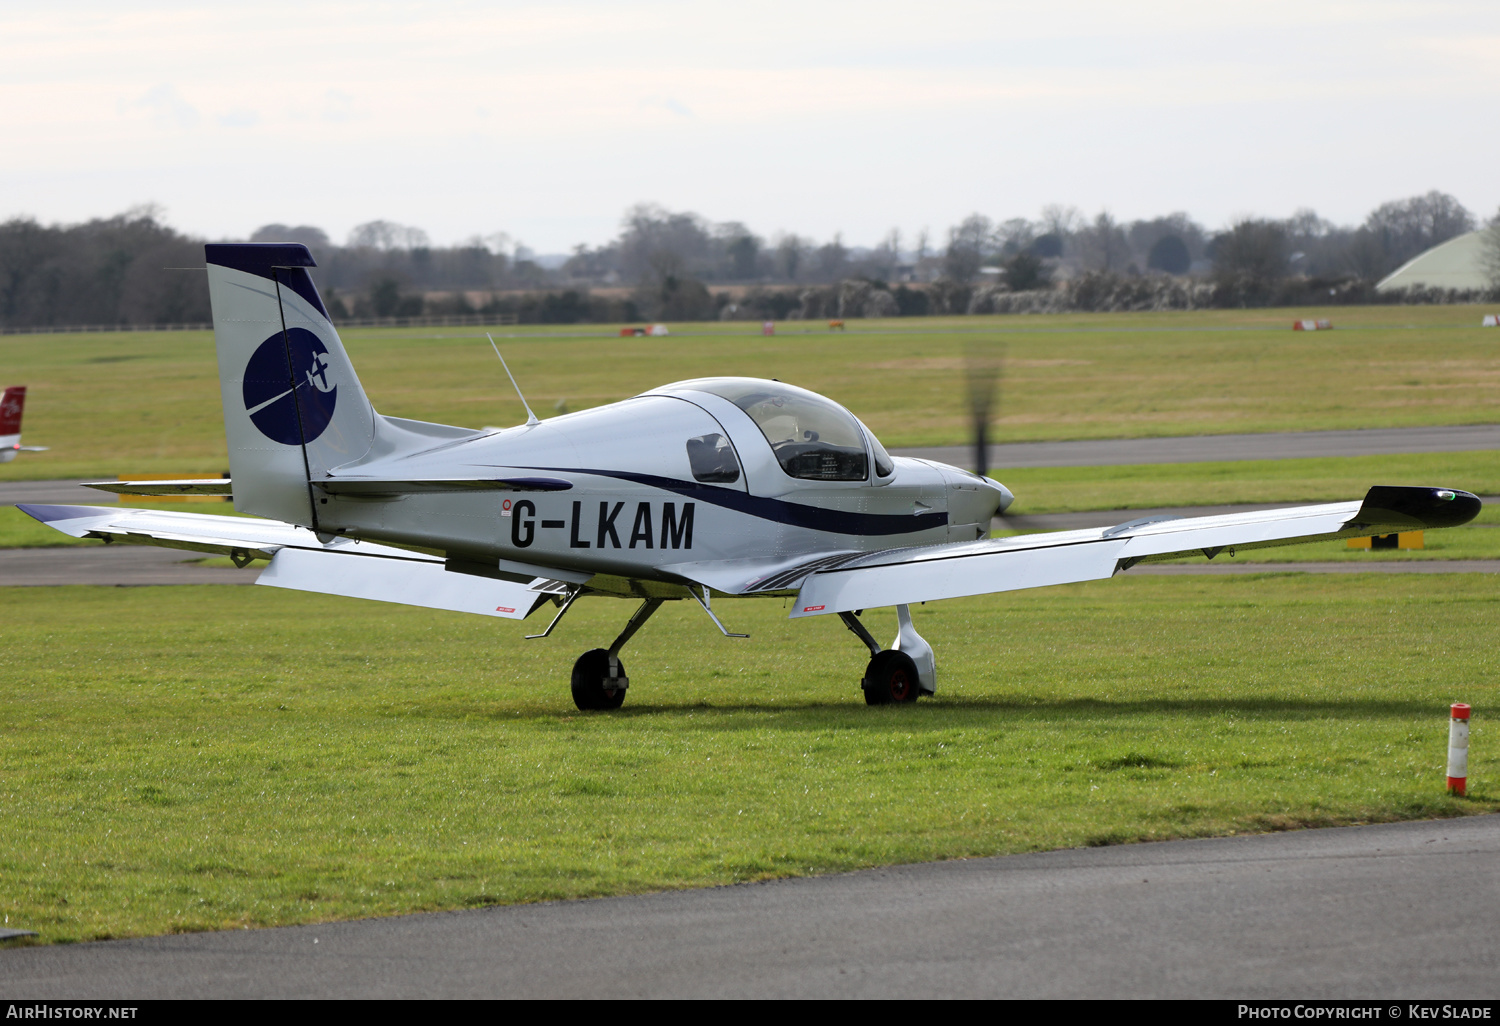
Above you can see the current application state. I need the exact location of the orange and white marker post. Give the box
[1447,703,1471,796]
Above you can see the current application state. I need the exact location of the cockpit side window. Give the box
[864,423,895,478]
[686,433,741,483]
[731,391,868,481]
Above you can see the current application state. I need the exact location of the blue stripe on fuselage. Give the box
[504,467,947,536]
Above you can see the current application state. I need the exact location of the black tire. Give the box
[862,649,921,705]
[571,648,627,711]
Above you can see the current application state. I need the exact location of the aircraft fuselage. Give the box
[313,382,1012,588]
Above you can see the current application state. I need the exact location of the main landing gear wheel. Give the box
[863,649,921,706]
[571,648,627,711]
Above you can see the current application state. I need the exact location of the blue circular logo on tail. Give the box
[243,328,338,444]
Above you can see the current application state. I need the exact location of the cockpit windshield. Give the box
[669,378,869,481]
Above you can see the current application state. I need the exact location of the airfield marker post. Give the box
[1448,703,1471,796]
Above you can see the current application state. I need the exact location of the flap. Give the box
[258,547,550,620]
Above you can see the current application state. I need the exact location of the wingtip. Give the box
[1354,486,1482,531]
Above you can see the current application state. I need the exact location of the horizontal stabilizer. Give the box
[18,504,579,620]
[84,479,233,497]
[257,548,551,620]
[17,503,426,561]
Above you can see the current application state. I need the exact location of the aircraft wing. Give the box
[15,503,565,621]
[787,486,1481,617]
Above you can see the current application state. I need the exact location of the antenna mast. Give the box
[488,333,540,427]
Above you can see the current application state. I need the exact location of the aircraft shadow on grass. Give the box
[463,695,1450,726]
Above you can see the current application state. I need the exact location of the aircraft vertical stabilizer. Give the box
[0,385,47,462]
[204,244,377,527]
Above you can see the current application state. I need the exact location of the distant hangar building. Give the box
[1376,230,1495,292]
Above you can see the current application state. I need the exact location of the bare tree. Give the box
[1127,213,1205,270]
[815,233,849,280]
[1280,208,1358,278]
[773,233,809,281]
[1076,211,1131,273]
[617,204,714,284]
[859,229,903,281]
[1038,204,1083,238]
[1482,208,1500,293]
[1212,218,1288,303]
[0,209,211,327]
[994,218,1035,256]
[347,220,430,251]
[1360,191,1475,278]
[944,214,992,282]
[250,224,331,251]
[713,221,761,280]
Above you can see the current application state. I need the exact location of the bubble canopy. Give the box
[665,377,876,481]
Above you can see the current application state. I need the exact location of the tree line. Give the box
[0,192,1495,329]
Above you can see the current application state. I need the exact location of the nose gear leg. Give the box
[608,597,664,661]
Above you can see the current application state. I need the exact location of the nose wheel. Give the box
[571,648,627,710]
[565,597,665,711]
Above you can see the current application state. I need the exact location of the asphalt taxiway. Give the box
[0,545,252,585]
[3,815,1496,998]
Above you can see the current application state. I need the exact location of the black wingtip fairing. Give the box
[1349,486,1482,532]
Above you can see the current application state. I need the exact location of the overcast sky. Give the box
[3,1,1496,253]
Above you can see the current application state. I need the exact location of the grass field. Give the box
[1,575,1495,942]
[3,305,1499,481]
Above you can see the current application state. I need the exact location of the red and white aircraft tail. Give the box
[0,386,48,462]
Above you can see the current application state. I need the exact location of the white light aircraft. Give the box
[0,386,48,461]
[19,244,1481,709]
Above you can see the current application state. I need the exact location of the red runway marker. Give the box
[1448,703,1470,796]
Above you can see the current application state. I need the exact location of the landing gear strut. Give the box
[555,588,749,711]
[841,604,936,706]
[570,598,662,711]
